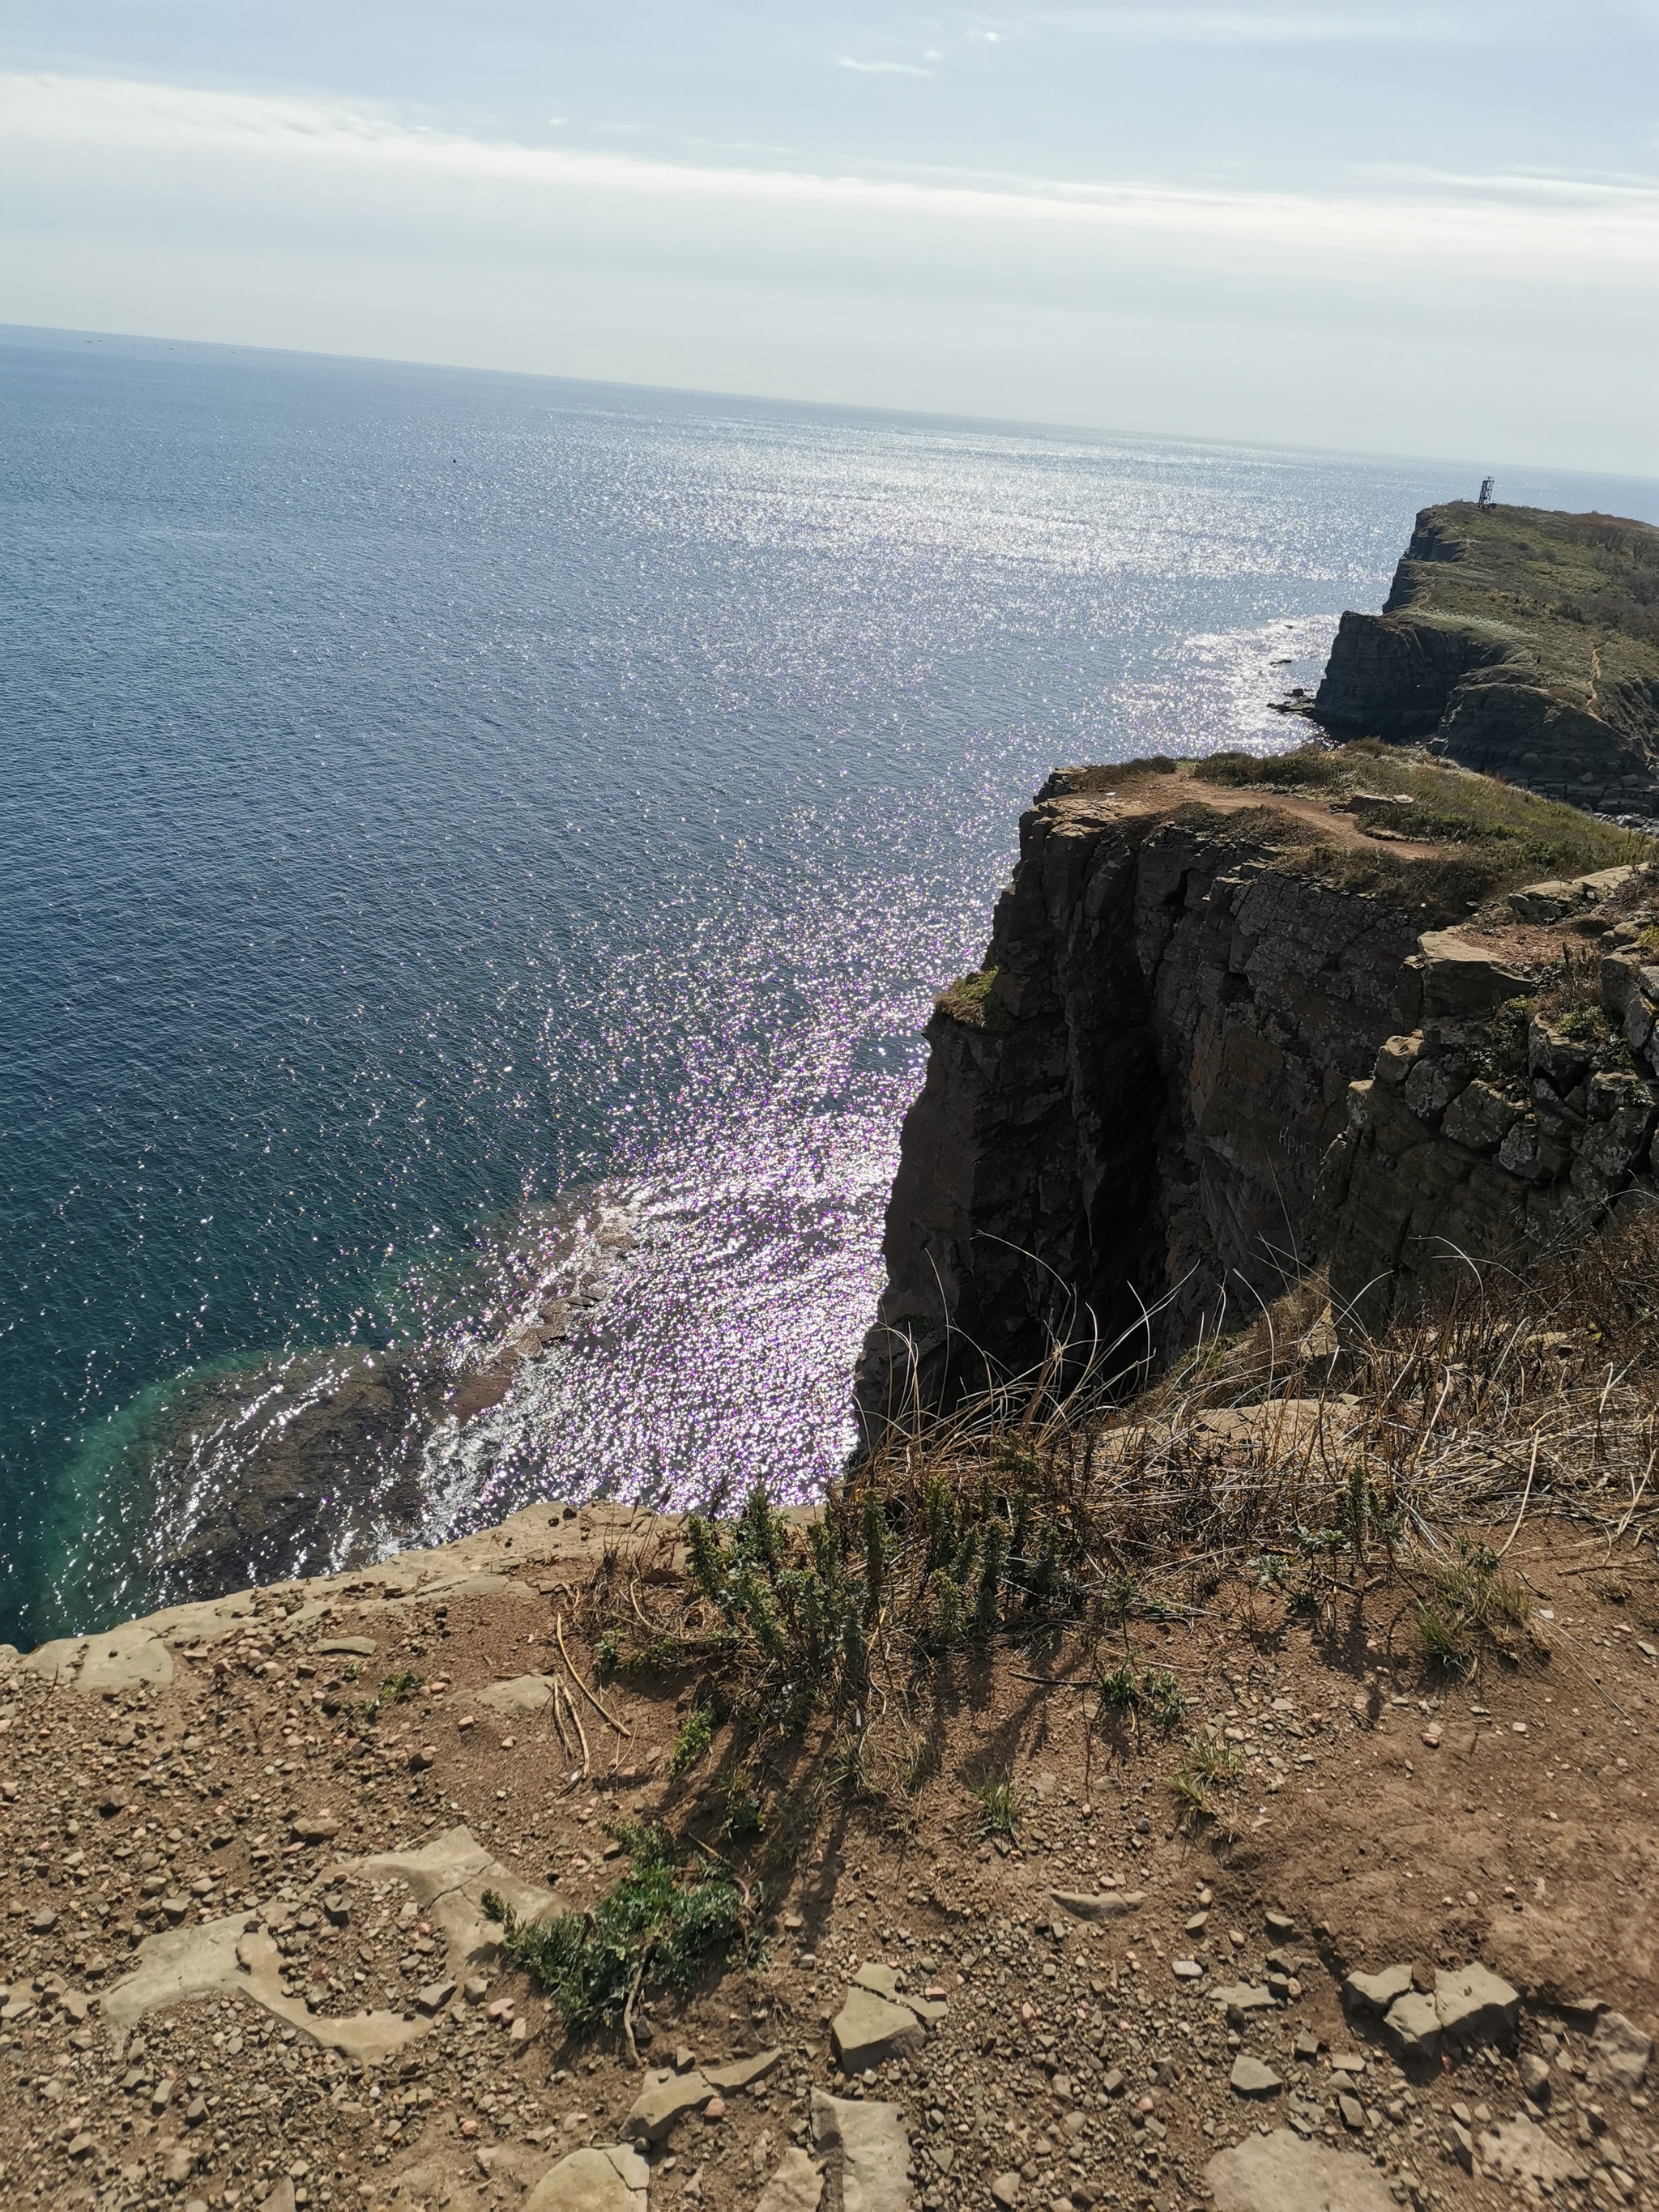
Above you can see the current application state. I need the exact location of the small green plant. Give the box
[1171,1732,1244,1826]
[1414,1541,1537,1676]
[1141,1667,1188,1731]
[482,1822,753,2043]
[378,1669,424,1704]
[1101,1660,1186,1733]
[970,1772,1024,1843]
[935,967,1013,1033]
[595,1628,622,1675]
[1555,1004,1611,1045]
[717,1766,766,1840]
[670,1706,714,1778]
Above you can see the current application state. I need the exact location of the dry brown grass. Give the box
[572,1211,1659,1857]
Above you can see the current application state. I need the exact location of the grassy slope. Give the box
[1192,739,1649,901]
[1390,501,1659,730]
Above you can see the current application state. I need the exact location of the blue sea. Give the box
[5,324,1656,1648]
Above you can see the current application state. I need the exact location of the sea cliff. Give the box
[861,503,1659,1417]
[1311,501,1659,820]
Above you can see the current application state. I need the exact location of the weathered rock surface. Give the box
[830,1984,926,2072]
[1207,2128,1397,2212]
[1343,1963,1414,2013]
[1435,1964,1521,2045]
[755,2146,826,2212]
[857,791,1425,1409]
[1315,930,1659,1326]
[1051,1887,1144,1922]
[104,1825,550,2061]
[1229,2055,1282,2096]
[624,2068,715,2144]
[477,1673,557,1716]
[1311,501,1659,815]
[811,2090,911,2212]
[1381,1989,1441,2057]
[522,2144,650,2212]
[1590,2009,1653,2092]
[1475,2116,1588,2189]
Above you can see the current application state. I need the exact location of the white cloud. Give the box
[2,72,1654,281]
[837,58,934,75]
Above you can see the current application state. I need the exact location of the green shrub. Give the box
[935,968,1013,1033]
[669,1706,714,1778]
[1414,1541,1537,1676]
[970,1773,1024,1842]
[483,1822,752,2039]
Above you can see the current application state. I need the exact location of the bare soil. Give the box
[2,1507,1655,2212]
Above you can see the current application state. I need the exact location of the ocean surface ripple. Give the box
[6,326,1653,1644]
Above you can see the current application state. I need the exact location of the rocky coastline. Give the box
[8,501,1659,2212]
[1310,502,1659,824]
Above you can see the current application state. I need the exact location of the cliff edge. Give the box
[858,746,1652,1421]
[1311,501,1659,818]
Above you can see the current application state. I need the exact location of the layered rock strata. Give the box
[856,781,1425,1421]
[1316,912,1659,1328]
[860,769,1658,1415]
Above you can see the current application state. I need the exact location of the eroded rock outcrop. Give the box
[1312,502,1659,818]
[857,779,1424,1418]
[861,764,1659,1412]
[1315,914,1659,1328]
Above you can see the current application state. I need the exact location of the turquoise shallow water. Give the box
[6,322,1657,1646]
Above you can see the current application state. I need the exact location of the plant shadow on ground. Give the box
[498,1204,1659,2048]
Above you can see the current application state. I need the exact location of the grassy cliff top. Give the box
[1388,500,1659,718]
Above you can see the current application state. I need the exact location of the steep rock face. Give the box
[856,789,1421,1422]
[1314,931,1659,1328]
[1313,502,1659,818]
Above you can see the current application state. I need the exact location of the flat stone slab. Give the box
[523,2145,650,2212]
[1417,932,1536,1018]
[1343,1965,1413,2013]
[702,2048,783,2093]
[1211,1982,1277,2015]
[831,1986,925,2072]
[756,2146,825,2212]
[104,1826,551,2062]
[1435,1964,1520,2044]
[812,2091,911,2212]
[1229,2056,1282,2097]
[22,1626,174,1694]
[1051,1889,1144,1921]
[478,1674,557,1716]
[1476,2116,1589,2188]
[624,2068,714,2144]
[1207,2128,1396,2212]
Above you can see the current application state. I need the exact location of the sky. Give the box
[2,2,1657,472]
